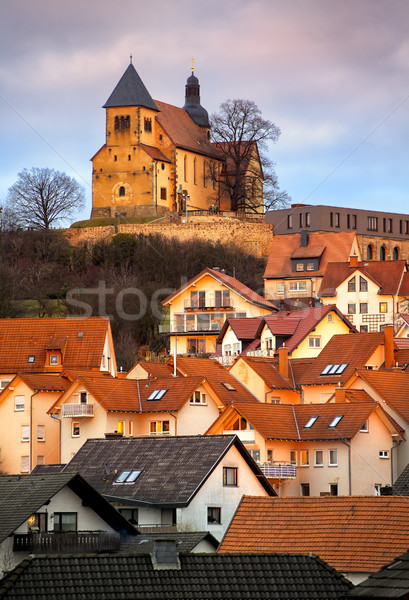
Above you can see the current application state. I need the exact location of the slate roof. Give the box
[393,463,409,496]
[162,267,277,310]
[0,553,353,599]
[319,260,406,297]
[354,369,409,423]
[173,357,260,404]
[347,550,409,598]
[122,531,219,555]
[219,495,409,573]
[264,232,358,279]
[0,317,112,374]
[207,402,382,441]
[61,435,275,506]
[103,63,159,110]
[155,100,220,159]
[297,332,384,386]
[0,473,135,543]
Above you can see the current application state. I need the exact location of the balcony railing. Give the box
[62,404,94,418]
[13,531,120,553]
[223,429,255,443]
[184,299,234,310]
[258,463,297,479]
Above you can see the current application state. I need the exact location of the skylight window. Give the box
[27,356,35,363]
[147,389,168,401]
[221,382,236,391]
[329,415,343,428]
[320,363,348,376]
[304,416,318,429]
[115,470,142,484]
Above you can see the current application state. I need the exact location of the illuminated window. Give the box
[300,450,309,466]
[150,421,170,435]
[379,302,387,313]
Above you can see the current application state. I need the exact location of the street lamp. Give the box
[185,194,190,222]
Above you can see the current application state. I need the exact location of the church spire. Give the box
[183,63,210,129]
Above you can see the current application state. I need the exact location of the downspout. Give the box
[391,439,402,485]
[49,412,62,464]
[136,379,142,412]
[30,390,40,471]
[341,440,351,495]
[169,411,177,436]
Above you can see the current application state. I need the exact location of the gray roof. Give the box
[61,435,275,506]
[103,63,159,110]
[347,550,409,598]
[0,473,136,542]
[393,463,409,495]
[121,531,219,554]
[0,553,353,599]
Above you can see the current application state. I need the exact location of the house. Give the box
[0,552,353,600]
[0,373,70,474]
[162,267,276,355]
[0,316,117,383]
[347,549,409,599]
[218,495,409,584]
[319,257,407,332]
[347,368,409,478]
[263,231,361,308]
[217,304,356,363]
[206,394,403,496]
[59,434,276,541]
[0,472,136,577]
[91,62,265,219]
[48,372,234,462]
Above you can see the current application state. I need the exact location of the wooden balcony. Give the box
[62,404,94,418]
[13,531,120,553]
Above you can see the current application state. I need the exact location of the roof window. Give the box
[77,332,84,338]
[147,389,168,401]
[320,364,348,376]
[304,416,318,429]
[28,355,35,363]
[115,470,142,484]
[329,415,343,428]
[221,382,236,391]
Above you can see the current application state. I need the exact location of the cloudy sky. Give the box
[1,0,408,223]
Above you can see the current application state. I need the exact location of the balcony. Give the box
[13,531,120,553]
[258,463,297,479]
[223,429,255,444]
[62,403,94,418]
[184,298,234,311]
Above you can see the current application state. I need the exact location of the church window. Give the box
[193,157,197,185]
[114,116,119,130]
[367,244,373,260]
[144,118,152,132]
[184,155,188,182]
[380,245,386,261]
[128,155,131,161]
[114,155,117,162]
[159,134,163,141]
[393,246,400,260]
[203,162,207,187]
[160,187,167,200]
[124,115,130,128]
[119,186,126,197]
[161,163,165,170]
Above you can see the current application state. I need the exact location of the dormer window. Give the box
[49,354,59,366]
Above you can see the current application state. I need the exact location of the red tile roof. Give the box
[399,272,409,295]
[217,402,378,440]
[128,361,174,379]
[298,332,384,386]
[232,357,295,389]
[155,101,220,159]
[173,357,259,404]
[217,317,264,345]
[0,317,113,374]
[11,374,70,392]
[57,375,206,413]
[319,260,406,297]
[139,143,171,162]
[264,232,358,279]
[162,267,277,310]
[261,305,356,354]
[219,495,409,573]
[354,368,409,423]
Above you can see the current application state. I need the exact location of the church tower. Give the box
[183,69,210,135]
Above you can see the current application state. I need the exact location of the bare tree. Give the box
[6,167,85,229]
[210,99,290,212]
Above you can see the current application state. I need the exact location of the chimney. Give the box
[334,387,346,403]
[349,255,358,267]
[300,230,309,247]
[278,345,289,380]
[383,325,394,369]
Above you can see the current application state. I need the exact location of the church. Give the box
[90,61,264,219]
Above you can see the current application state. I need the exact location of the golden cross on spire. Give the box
[191,57,195,74]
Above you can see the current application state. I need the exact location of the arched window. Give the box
[380,245,386,261]
[366,244,373,260]
[393,246,400,260]
[193,157,197,185]
[114,116,119,130]
[119,186,126,197]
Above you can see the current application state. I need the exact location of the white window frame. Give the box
[150,420,170,435]
[21,456,29,473]
[37,425,45,442]
[72,422,80,437]
[308,336,321,348]
[289,281,307,292]
[379,450,389,459]
[15,395,25,411]
[328,449,338,467]
[314,449,324,467]
[21,425,29,442]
